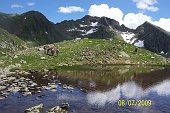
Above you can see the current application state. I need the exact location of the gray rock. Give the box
[119,51,130,58]
[25,104,43,113]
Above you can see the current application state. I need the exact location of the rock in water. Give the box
[46,105,67,113]
[24,104,43,113]
[60,103,70,110]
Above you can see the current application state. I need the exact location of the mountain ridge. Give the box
[1,11,170,57]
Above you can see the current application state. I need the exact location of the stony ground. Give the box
[0,38,170,72]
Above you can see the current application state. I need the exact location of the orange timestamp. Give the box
[118,99,152,107]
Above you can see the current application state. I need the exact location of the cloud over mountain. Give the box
[88,4,124,24]
[11,4,24,8]
[58,6,84,14]
[132,0,159,12]
[88,4,170,32]
[27,2,35,6]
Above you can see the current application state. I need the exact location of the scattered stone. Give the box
[41,57,46,60]
[125,60,131,64]
[119,51,130,58]
[38,48,44,51]
[47,106,67,113]
[62,84,74,90]
[1,52,5,55]
[20,60,27,64]
[23,92,32,96]
[14,55,18,58]
[151,56,155,59]
[25,104,43,113]
[60,103,70,110]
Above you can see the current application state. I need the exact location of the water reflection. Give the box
[87,85,121,106]
[1,65,170,113]
[87,74,170,106]
[57,65,164,92]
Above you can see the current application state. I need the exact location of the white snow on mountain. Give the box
[121,32,135,43]
[134,40,144,47]
[67,28,78,31]
[67,28,86,32]
[160,51,164,54]
[82,28,97,36]
[45,31,48,34]
[80,24,88,27]
[86,28,97,34]
[90,22,98,27]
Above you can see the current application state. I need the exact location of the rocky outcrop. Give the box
[135,21,170,57]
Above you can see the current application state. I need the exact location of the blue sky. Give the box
[0,0,170,31]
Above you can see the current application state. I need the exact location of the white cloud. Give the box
[58,6,84,14]
[123,13,170,32]
[123,13,152,29]
[11,4,24,8]
[88,4,124,24]
[152,18,170,32]
[88,4,170,32]
[27,2,35,6]
[133,0,159,12]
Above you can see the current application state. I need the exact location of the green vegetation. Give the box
[0,27,26,56]
[0,38,169,71]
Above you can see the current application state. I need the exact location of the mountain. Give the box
[1,11,170,57]
[0,11,65,46]
[0,27,26,56]
[134,21,170,57]
[55,15,135,40]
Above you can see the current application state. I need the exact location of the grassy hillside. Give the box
[0,27,26,56]
[1,38,169,71]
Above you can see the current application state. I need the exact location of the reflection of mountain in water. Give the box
[87,80,170,106]
[132,68,170,89]
[57,66,164,91]
[87,68,170,106]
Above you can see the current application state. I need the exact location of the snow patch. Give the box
[67,28,86,32]
[160,51,164,54]
[82,28,97,36]
[90,22,98,27]
[80,24,88,27]
[67,28,78,31]
[134,40,144,48]
[86,28,97,35]
[121,32,135,43]
[45,31,48,34]
[78,29,86,32]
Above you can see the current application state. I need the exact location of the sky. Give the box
[0,0,170,31]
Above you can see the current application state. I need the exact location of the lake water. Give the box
[0,65,170,113]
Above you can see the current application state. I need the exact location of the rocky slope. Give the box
[0,27,26,56]
[134,22,170,57]
[56,16,170,57]
[0,11,65,46]
[1,11,170,57]
[55,15,135,40]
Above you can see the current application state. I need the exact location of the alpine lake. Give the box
[0,64,170,113]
